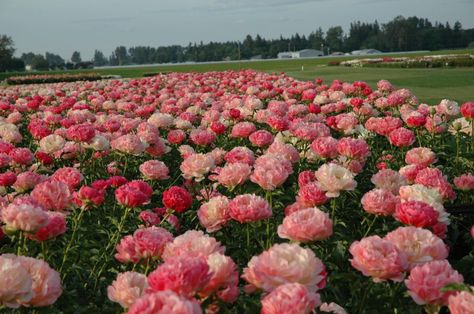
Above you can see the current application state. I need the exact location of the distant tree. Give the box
[114,46,129,65]
[93,50,108,66]
[0,34,24,72]
[71,51,82,63]
[45,52,65,69]
[326,26,344,52]
[30,55,49,71]
[20,52,36,65]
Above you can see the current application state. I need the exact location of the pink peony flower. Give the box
[162,230,225,261]
[139,160,170,180]
[388,127,416,147]
[371,169,407,195]
[414,167,456,200]
[115,236,140,264]
[147,256,211,298]
[111,134,147,155]
[32,211,67,241]
[180,153,215,182]
[66,123,95,142]
[394,200,439,227]
[51,167,83,191]
[310,137,339,159]
[405,147,437,167]
[249,130,274,147]
[198,196,230,232]
[250,154,292,191]
[405,260,463,305]
[296,182,329,207]
[384,226,448,269]
[39,134,65,154]
[12,171,44,193]
[200,252,239,302]
[231,122,256,138]
[224,146,255,165]
[460,102,474,119]
[315,163,357,197]
[242,243,326,293]
[267,141,300,164]
[448,291,474,314]
[107,271,148,308]
[15,256,62,307]
[133,226,173,260]
[115,180,153,208]
[261,282,321,314]
[162,186,193,213]
[127,291,202,314]
[31,180,72,211]
[0,171,16,186]
[453,173,474,191]
[0,255,33,308]
[217,162,251,188]
[361,189,399,216]
[336,137,370,161]
[277,207,333,243]
[349,235,408,282]
[1,202,48,232]
[189,129,216,146]
[228,194,272,223]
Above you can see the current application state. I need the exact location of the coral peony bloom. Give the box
[371,169,407,195]
[115,180,153,208]
[1,202,48,232]
[111,134,147,155]
[228,194,272,223]
[296,182,329,207]
[361,189,399,216]
[107,271,148,309]
[414,167,456,201]
[448,291,474,314]
[399,184,449,224]
[394,200,439,227]
[453,173,474,191]
[198,196,230,233]
[147,256,211,298]
[217,162,251,188]
[278,207,333,243]
[242,243,326,293]
[162,230,225,261]
[250,154,292,191]
[310,136,339,159]
[384,226,448,269]
[16,256,62,307]
[0,255,33,308]
[405,147,437,168]
[32,211,67,241]
[388,127,416,147]
[51,167,83,190]
[315,163,357,197]
[139,160,170,180]
[127,291,202,314]
[349,236,408,282]
[249,130,274,147]
[200,252,239,302]
[162,186,193,213]
[460,102,474,119]
[31,180,72,211]
[261,282,321,314]
[405,260,463,305]
[133,226,173,260]
[180,153,215,182]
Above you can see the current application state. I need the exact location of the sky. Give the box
[0,0,473,60]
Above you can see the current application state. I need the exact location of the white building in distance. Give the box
[277,49,324,59]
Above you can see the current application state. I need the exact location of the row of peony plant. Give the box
[0,70,473,313]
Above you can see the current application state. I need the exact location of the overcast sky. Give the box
[1,0,473,60]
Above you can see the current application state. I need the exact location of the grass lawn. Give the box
[2,49,473,104]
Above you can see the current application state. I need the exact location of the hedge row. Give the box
[5,73,103,85]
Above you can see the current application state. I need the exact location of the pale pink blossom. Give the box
[107,271,148,308]
[315,163,357,197]
[278,207,333,242]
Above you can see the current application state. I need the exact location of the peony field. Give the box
[0,70,473,313]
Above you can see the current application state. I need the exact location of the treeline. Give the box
[2,15,474,72]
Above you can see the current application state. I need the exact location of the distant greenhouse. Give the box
[277,49,324,59]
